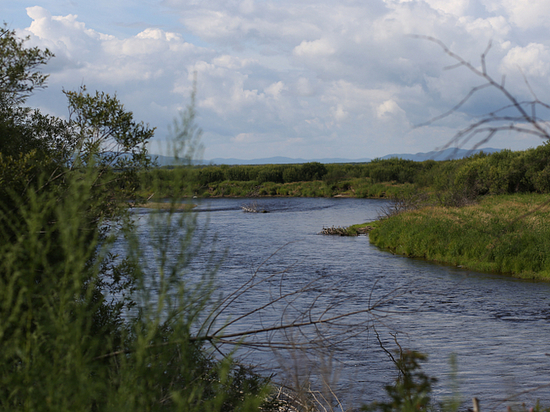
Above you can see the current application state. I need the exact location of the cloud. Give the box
[489,0,550,29]
[376,99,405,120]
[293,38,335,58]
[501,43,550,78]
[10,1,549,160]
[424,0,470,16]
[232,132,259,143]
[295,77,317,97]
[265,81,286,98]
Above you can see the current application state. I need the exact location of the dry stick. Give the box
[202,243,296,337]
[373,325,400,372]
[210,269,331,340]
[94,304,381,361]
[487,382,550,412]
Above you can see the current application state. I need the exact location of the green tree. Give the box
[0,24,65,208]
[0,23,53,108]
[364,351,437,412]
[301,161,328,181]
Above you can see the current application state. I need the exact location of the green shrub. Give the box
[363,351,437,412]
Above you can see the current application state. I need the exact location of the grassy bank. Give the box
[368,194,550,281]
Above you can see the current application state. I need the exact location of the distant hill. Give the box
[150,155,372,165]
[380,147,501,161]
[207,156,373,165]
[150,147,502,166]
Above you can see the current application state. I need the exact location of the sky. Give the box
[4,0,550,160]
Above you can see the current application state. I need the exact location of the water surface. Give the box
[135,197,550,409]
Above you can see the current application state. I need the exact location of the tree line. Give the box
[141,143,550,201]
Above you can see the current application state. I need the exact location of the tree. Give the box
[0,23,53,108]
[62,86,155,220]
[0,24,62,196]
[65,86,153,171]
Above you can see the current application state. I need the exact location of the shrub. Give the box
[363,351,437,412]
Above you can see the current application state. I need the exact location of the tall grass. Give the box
[369,194,550,280]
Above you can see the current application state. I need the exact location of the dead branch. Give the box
[412,35,550,152]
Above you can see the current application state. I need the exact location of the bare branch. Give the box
[411,35,550,151]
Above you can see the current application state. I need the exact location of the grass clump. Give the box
[369,194,550,280]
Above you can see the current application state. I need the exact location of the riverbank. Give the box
[363,194,550,281]
[135,201,196,210]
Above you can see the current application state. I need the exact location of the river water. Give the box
[134,197,550,409]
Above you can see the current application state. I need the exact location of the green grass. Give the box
[368,194,550,280]
[345,221,379,236]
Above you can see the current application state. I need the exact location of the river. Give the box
[133,197,550,410]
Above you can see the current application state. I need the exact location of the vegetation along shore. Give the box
[367,194,550,281]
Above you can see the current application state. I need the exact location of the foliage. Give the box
[0,24,66,210]
[65,86,153,170]
[364,351,437,412]
[0,23,53,108]
[138,143,550,202]
[64,86,155,213]
[0,163,274,411]
[367,158,424,184]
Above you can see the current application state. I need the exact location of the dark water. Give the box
[133,197,550,409]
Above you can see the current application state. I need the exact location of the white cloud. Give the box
[9,1,548,160]
[212,55,256,69]
[424,0,470,16]
[295,77,317,97]
[376,99,405,119]
[232,132,258,143]
[293,38,335,58]
[332,104,348,122]
[458,15,510,39]
[492,0,550,29]
[501,43,550,78]
[265,81,286,98]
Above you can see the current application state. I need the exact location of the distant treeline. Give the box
[140,142,550,199]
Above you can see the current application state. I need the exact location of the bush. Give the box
[363,351,437,412]
[198,166,225,185]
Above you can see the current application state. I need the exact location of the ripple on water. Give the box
[131,198,550,408]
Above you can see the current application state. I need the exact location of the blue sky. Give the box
[5,0,550,160]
